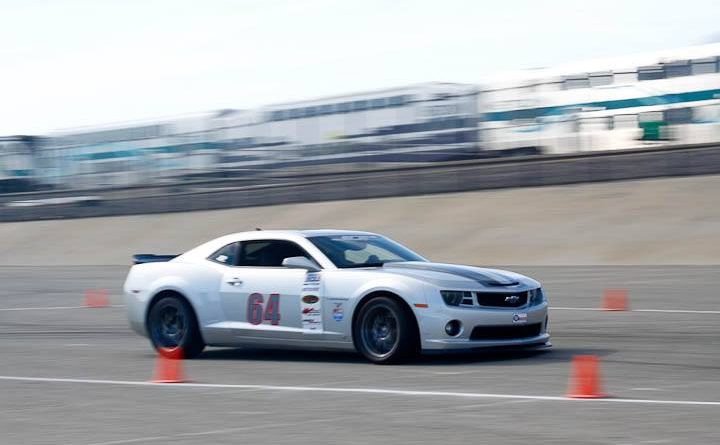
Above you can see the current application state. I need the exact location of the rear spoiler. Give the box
[133,254,179,265]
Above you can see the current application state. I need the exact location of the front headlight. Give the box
[440,290,473,306]
[529,288,545,306]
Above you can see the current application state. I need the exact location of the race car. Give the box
[124,230,550,364]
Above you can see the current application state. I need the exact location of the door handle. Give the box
[226,278,243,286]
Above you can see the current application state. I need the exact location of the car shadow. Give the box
[193,345,616,366]
[410,346,616,366]
[196,347,366,364]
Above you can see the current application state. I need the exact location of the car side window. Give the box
[208,242,240,265]
[237,240,314,267]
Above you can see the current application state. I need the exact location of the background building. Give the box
[481,43,720,154]
[3,44,720,192]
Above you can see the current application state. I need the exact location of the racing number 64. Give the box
[247,292,281,325]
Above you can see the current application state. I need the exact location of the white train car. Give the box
[480,43,720,154]
[0,136,41,192]
[0,136,36,179]
[43,113,217,188]
[213,82,479,167]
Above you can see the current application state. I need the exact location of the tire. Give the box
[147,294,205,358]
[353,296,419,364]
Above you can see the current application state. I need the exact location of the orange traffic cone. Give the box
[84,289,110,308]
[602,288,628,311]
[567,355,608,398]
[151,348,187,383]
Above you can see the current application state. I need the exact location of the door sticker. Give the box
[332,302,344,322]
[302,272,321,292]
[301,293,322,332]
[301,272,322,333]
[246,292,281,325]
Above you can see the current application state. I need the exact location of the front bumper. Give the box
[417,302,550,351]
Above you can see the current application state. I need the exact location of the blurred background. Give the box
[1,1,719,196]
[3,43,720,193]
[2,0,720,264]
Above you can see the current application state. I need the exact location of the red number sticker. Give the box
[247,292,264,325]
[264,293,281,325]
[246,292,281,325]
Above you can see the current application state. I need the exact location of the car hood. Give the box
[381,261,539,290]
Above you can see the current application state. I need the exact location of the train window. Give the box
[589,72,613,87]
[305,107,317,118]
[352,100,369,111]
[589,117,612,130]
[691,57,717,75]
[664,108,693,124]
[638,65,665,81]
[337,102,352,113]
[614,115,638,129]
[663,61,691,78]
[639,111,663,122]
[388,96,405,106]
[614,72,637,83]
[563,76,590,90]
[371,98,387,109]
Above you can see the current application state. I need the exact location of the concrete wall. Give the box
[2,174,719,266]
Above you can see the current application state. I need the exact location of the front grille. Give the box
[470,323,542,340]
[476,291,528,308]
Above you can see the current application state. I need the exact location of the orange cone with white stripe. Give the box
[567,355,608,398]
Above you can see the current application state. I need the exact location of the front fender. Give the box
[343,277,430,338]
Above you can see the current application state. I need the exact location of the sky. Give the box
[1,0,719,135]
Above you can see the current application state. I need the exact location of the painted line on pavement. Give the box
[0,305,124,311]
[0,305,716,314]
[551,307,720,314]
[0,375,718,406]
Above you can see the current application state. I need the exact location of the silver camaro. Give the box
[124,230,550,364]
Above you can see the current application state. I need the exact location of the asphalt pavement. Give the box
[1,266,719,444]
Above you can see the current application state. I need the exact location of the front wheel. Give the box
[353,296,418,364]
[147,295,205,358]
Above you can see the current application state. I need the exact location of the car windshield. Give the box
[308,234,425,268]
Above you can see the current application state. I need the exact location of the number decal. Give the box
[264,293,281,325]
[247,292,264,325]
[246,292,281,325]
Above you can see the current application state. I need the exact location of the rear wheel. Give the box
[353,296,418,364]
[148,295,205,358]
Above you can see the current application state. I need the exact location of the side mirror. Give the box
[282,256,320,272]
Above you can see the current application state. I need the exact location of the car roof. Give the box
[229,229,379,238]
[178,229,382,267]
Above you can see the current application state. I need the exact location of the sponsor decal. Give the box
[302,295,319,304]
[332,303,344,322]
[304,272,321,286]
[300,291,322,333]
[512,312,528,324]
